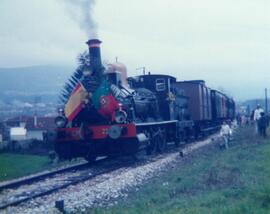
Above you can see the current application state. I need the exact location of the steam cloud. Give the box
[63,0,97,38]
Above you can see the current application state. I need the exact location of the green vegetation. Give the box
[93,126,270,214]
[0,153,50,181]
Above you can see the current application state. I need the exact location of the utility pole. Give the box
[265,88,268,114]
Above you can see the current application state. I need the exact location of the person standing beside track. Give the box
[219,121,232,149]
[253,104,264,134]
[258,112,268,138]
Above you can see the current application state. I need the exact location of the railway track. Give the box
[0,157,134,210]
[0,134,219,211]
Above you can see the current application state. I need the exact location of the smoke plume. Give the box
[63,0,97,38]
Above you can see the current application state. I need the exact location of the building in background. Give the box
[2,116,56,142]
[10,127,27,141]
[25,116,56,141]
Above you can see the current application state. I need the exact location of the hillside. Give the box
[0,65,74,103]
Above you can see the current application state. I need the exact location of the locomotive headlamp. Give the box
[55,116,67,128]
[58,108,64,115]
[115,110,127,124]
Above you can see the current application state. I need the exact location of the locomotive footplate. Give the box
[55,123,146,159]
[56,123,137,142]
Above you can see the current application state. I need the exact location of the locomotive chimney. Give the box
[86,39,103,75]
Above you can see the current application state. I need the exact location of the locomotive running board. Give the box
[202,126,220,132]
[135,120,178,127]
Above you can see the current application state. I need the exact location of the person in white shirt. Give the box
[253,104,264,134]
[220,121,232,149]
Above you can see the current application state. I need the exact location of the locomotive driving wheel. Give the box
[145,131,154,155]
[147,128,167,154]
[156,128,166,153]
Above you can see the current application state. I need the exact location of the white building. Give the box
[10,127,27,141]
[5,116,56,142]
[26,129,45,141]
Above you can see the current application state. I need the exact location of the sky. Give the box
[0,0,270,101]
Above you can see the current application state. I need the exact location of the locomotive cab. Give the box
[128,74,177,121]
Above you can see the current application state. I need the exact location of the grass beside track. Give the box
[93,126,270,214]
[0,153,51,181]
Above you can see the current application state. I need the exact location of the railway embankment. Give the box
[2,126,270,213]
[92,126,270,214]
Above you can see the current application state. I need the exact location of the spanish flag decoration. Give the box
[64,83,87,121]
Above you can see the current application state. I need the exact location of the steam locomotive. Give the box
[54,39,235,161]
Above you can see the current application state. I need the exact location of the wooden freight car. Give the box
[211,90,227,121]
[174,80,217,136]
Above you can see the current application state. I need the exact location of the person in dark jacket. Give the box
[258,112,268,138]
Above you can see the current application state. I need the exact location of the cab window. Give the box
[156,78,166,91]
